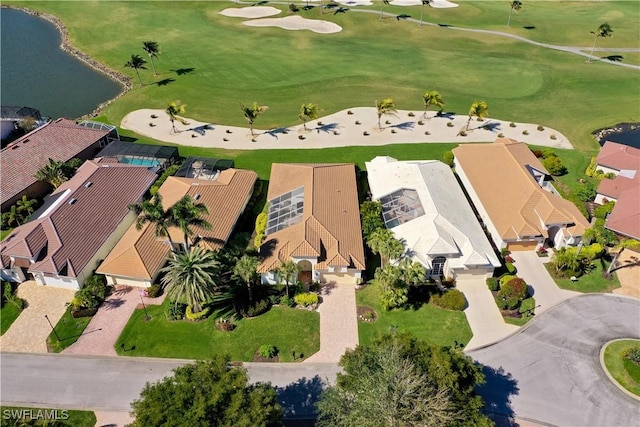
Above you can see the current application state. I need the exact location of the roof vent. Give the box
[22,139,29,144]
[85,182,93,188]
[68,198,77,205]
[11,145,18,150]
[194,194,201,201]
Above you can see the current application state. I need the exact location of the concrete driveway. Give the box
[468,294,640,426]
[509,251,579,314]
[456,280,519,351]
[0,281,74,353]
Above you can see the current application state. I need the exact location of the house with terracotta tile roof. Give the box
[1,118,114,211]
[594,141,640,240]
[453,138,590,251]
[97,168,257,287]
[0,161,157,289]
[258,163,366,285]
[366,157,501,281]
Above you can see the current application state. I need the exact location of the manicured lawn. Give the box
[0,229,13,241]
[0,302,22,336]
[545,260,621,293]
[7,1,638,151]
[356,283,472,348]
[115,300,319,362]
[504,316,532,327]
[46,307,92,353]
[603,340,640,397]
[0,406,96,427]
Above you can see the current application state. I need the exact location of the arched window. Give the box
[431,256,446,276]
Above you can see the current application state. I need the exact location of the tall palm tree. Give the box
[241,102,269,136]
[588,23,613,63]
[422,90,444,119]
[16,196,38,218]
[160,246,219,313]
[464,100,489,132]
[142,41,160,76]
[234,254,259,303]
[34,158,67,189]
[276,260,299,296]
[380,0,390,19]
[375,98,397,130]
[367,228,404,267]
[606,239,640,276]
[165,101,188,133]
[299,103,319,131]
[170,195,212,251]
[507,1,522,27]
[124,54,147,86]
[419,0,431,27]
[129,194,176,251]
[399,258,426,286]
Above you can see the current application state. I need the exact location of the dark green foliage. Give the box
[442,150,455,167]
[2,282,23,310]
[519,297,536,315]
[594,201,615,219]
[360,200,384,240]
[541,155,567,176]
[70,275,110,310]
[279,295,294,307]
[129,356,283,427]
[258,344,278,358]
[165,302,187,321]
[506,262,516,274]
[430,289,467,311]
[496,295,519,310]
[499,278,528,301]
[244,299,271,317]
[486,277,500,291]
[149,164,180,195]
[624,347,640,365]
[575,181,596,202]
[146,283,162,298]
[499,274,517,287]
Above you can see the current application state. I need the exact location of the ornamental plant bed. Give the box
[357,306,377,322]
[253,350,279,363]
[71,307,97,318]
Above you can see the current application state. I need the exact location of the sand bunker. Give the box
[336,0,374,6]
[390,0,422,5]
[430,0,459,8]
[243,16,342,34]
[219,6,281,19]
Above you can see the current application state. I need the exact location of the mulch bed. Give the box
[252,351,279,363]
[357,305,378,322]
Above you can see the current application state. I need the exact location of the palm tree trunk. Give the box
[507,7,513,27]
[150,57,158,76]
[420,3,424,26]
[588,34,599,63]
[249,122,254,137]
[247,281,253,303]
[607,248,622,276]
[135,70,143,86]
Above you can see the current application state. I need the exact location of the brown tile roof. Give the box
[453,139,589,241]
[0,161,157,278]
[1,118,110,206]
[258,163,365,273]
[596,141,640,171]
[597,175,637,199]
[97,169,257,280]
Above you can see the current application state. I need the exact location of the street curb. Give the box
[599,338,640,402]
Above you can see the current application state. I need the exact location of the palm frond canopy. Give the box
[125,54,147,70]
[142,41,160,57]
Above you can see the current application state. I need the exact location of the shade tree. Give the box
[588,23,613,63]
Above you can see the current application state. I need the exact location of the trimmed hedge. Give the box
[146,283,162,298]
[499,275,517,287]
[430,289,466,311]
[519,297,536,315]
[486,277,500,291]
[594,201,615,220]
[185,305,211,321]
[294,292,319,307]
[499,278,528,301]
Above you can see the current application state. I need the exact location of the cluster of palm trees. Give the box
[124,41,160,87]
[1,196,39,229]
[34,157,83,189]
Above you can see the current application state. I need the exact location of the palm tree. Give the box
[375,98,397,130]
[507,1,522,27]
[422,90,444,119]
[367,228,405,267]
[276,260,299,296]
[464,100,489,132]
[34,158,67,189]
[128,193,176,251]
[299,103,319,131]
[380,0,390,19]
[160,247,219,313]
[124,54,147,86]
[170,195,212,250]
[606,239,640,276]
[16,196,38,218]
[165,101,188,133]
[419,0,431,27]
[142,41,160,76]
[234,254,259,303]
[241,102,269,136]
[399,258,426,286]
[588,23,613,63]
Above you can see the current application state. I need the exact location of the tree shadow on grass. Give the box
[603,55,624,62]
[396,14,411,20]
[276,376,326,421]
[475,365,520,426]
[315,123,340,134]
[472,121,501,132]
[170,67,195,76]
[155,78,175,86]
[264,127,291,139]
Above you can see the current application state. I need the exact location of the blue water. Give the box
[120,157,162,167]
[0,8,122,119]
[600,125,640,149]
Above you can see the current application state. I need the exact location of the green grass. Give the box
[6,1,639,151]
[504,315,532,327]
[0,229,13,241]
[0,406,96,427]
[545,260,621,293]
[603,340,640,397]
[115,300,319,362]
[356,283,472,348]
[46,307,92,353]
[0,302,22,336]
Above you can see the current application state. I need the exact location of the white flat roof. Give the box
[365,156,500,270]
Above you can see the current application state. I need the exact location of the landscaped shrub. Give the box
[185,305,211,321]
[486,277,500,291]
[2,282,23,310]
[522,130,529,135]
[624,347,640,365]
[430,289,466,311]
[259,344,278,358]
[309,281,321,292]
[360,201,384,240]
[496,294,519,310]
[581,243,605,260]
[575,181,596,202]
[165,302,187,321]
[294,292,319,307]
[149,164,180,195]
[537,125,545,131]
[519,297,536,316]
[215,318,235,332]
[541,155,567,176]
[506,262,517,274]
[499,275,517,287]
[70,274,110,312]
[279,295,294,307]
[500,278,528,302]
[146,283,162,298]
[594,201,615,219]
[510,122,517,128]
[550,134,557,140]
[244,299,271,317]
[446,122,454,127]
[442,151,454,167]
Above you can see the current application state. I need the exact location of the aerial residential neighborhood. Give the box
[0,1,639,427]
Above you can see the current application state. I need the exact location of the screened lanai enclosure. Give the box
[380,188,425,229]
[96,140,178,169]
[174,157,235,180]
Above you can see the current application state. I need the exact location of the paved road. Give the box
[0,353,340,414]
[468,294,640,427]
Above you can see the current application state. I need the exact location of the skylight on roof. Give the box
[379,188,425,229]
[266,187,305,235]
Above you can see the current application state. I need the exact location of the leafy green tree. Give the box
[170,195,212,250]
[299,103,319,131]
[165,100,188,133]
[34,158,68,189]
[129,355,283,427]
[366,228,404,267]
[464,100,489,132]
[375,98,397,129]
[507,0,522,27]
[276,260,299,296]
[234,254,259,303]
[124,54,147,86]
[241,102,269,136]
[375,265,408,310]
[549,247,583,277]
[360,200,384,240]
[142,41,160,76]
[575,181,596,202]
[160,246,220,313]
[316,333,492,427]
[422,90,444,119]
[129,193,176,250]
[588,23,613,63]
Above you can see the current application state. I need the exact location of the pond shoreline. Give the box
[2,5,131,120]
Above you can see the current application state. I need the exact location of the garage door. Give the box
[321,273,355,284]
[507,241,538,251]
[455,268,492,282]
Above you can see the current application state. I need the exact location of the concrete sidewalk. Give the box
[456,280,519,351]
[304,283,358,363]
